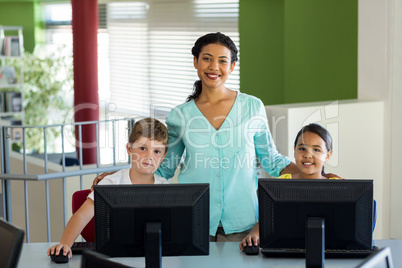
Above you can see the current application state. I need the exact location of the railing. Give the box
[0,118,134,242]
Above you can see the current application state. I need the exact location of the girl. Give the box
[240,123,338,251]
[279,123,336,180]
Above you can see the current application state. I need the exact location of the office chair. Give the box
[72,189,95,242]
[81,250,132,268]
[356,247,394,268]
[0,218,25,268]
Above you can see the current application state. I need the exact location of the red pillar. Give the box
[71,0,99,164]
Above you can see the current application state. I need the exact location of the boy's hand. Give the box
[90,171,117,191]
[47,244,72,259]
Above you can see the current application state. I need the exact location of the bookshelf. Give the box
[0,26,24,136]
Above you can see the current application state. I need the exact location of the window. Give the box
[43,0,239,119]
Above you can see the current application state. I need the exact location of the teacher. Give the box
[155,32,299,241]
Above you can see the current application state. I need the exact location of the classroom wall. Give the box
[2,0,359,104]
[357,0,402,239]
[239,0,358,105]
[388,0,402,240]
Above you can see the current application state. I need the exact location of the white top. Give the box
[88,168,169,200]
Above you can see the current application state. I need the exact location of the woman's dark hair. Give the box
[186,32,238,102]
[294,123,332,174]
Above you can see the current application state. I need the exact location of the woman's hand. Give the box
[239,223,260,251]
[47,243,72,259]
[90,171,117,191]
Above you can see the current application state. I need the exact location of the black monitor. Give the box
[81,250,132,268]
[356,247,394,268]
[258,178,374,265]
[0,218,25,268]
[93,183,210,268]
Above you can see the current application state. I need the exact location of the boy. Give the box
[47,117,169,259]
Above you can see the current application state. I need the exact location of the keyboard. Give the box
[261,246,379,258]
[71,241,95,254]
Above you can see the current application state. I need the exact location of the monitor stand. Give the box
[145,222,162,268]
[305,217,325,268]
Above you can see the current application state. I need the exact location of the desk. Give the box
[18,240,401,268]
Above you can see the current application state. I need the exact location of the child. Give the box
[240,123,338,251]
[47,117,169,259]
[278,123,335,180]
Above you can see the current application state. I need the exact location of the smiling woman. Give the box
[154,32,297,242]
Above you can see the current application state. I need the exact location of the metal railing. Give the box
[0,118,134,242]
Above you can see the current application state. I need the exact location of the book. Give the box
[4,92,22,112]
[0,37,4,56]
[11,119,23,140]
[3,36,20,57]
[0,92,4,112]
[0,66,17,84]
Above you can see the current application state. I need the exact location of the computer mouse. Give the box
[243,244,259,255]
[50,252,69,263]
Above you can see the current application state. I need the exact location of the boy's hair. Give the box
[128,117,168,148]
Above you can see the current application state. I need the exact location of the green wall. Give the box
[239,0,358,105]
[0,1,43,53]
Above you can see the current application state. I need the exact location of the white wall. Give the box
[388,0,402,239]
[358,0,402,238]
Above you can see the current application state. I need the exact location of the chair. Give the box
[72,189,95,242]
[356,247,394,268]
[0,218,25,268]
[81,250,132,268]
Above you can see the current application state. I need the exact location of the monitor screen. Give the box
[93,183,210,261]
[258,178,374,252]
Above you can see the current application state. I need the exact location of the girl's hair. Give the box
[294,123,332,174]
[186,32,238,102]
[128,117,168,148]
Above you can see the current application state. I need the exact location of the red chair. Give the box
[72,189,95,242]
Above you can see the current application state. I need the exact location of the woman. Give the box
[155,32,301,241]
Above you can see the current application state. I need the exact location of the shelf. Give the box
[0,56,21,60]
[0,26,24,125]
[0,111,22,116]
[0,83,22,89]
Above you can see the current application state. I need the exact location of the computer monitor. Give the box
[81,250,132,268]
[93,183,210,267]
[258,178,374,261]
[0,218,25,268]
[356,247,394,268]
